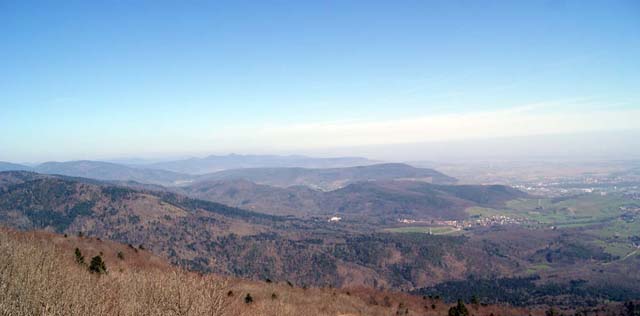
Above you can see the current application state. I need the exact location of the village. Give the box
[396,214,530,230]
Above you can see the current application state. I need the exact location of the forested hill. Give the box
[0,171,519,289]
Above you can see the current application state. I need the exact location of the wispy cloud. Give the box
[208,101,640,151]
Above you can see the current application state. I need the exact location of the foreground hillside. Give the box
[0,228,549,316]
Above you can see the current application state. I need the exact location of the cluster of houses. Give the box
[396,215,527,229]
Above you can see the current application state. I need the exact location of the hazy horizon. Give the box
[2,130,638,166]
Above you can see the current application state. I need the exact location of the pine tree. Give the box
[448,299,469,316]
[546,307,558,316]
[88,255,107,274]
[74,248,84,265]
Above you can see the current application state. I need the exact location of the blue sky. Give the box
[1,0,639,162]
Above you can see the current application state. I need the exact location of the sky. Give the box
[1,0,639,163]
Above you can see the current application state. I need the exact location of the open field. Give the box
[389,194,640,260]
[467,193,640,259]
[583,219,640,258]
[382,226,461,235]
[467,193,637,227]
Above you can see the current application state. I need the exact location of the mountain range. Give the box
[195,163,456,190]
[0,157,454,191]
[147,154,378,174]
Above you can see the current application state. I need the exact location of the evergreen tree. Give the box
[88,255,107,274]
[74,248,84,265]
[448,299,469,316]
[546,307,558,316]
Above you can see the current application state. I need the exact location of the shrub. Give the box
[244,293,253,304]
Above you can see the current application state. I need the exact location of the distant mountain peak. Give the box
[32,160,193,186]
[0,161,32,172]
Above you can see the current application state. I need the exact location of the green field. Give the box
[383,226,460,235]
[525,263,551,275]
[468,193,640,258]
[582,218,640,257]
[584,218,640,239]
[467,193,636,228]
